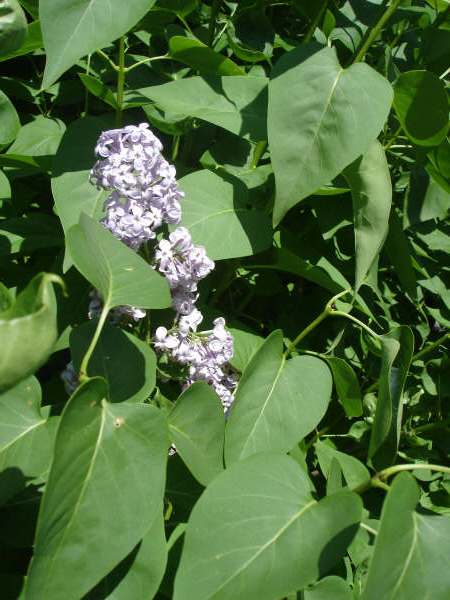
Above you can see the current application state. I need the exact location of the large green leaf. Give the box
[0,89,20,146]
[0,273,61,392]
[25,377,169,599]
[178,169,272,260]
[169,382,225,486]
[362,472,450,600]
[52,115,114,238]
[225,330,332,465]
[169,36,245,76]
[0,0,27,56]
[139,76,268,142]
[40,0,157,88]
[70,321,157,403]
[268,46,393,225]
[384,211,417,301]
[174,453,362,600]
[67,213,171,311]
[393,70,449,147]
[343,141,391,291]
[368,326,414,470]
[305,576,353,600]
[0,377,55,504]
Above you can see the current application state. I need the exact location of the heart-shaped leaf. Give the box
[225,330,332,465]
[268,46,393,224]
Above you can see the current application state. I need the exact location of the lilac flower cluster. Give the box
[90,123,183,249]
[63,123,238,411]
[154,227,215,315]
[155,313,237,411]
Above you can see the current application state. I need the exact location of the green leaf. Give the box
[227,7,274,63]
[315,440,370,490]
[169,382,225,486]
[40,0,158,88]
[0,89,20,146]
[225,330,332,465]
[0,213,63,257]
[67,213,171,310]
[0,0,27,56]
[393,70,449,147]
[384,210,417,301]
[0,20,43,63]
[0,377,55,504]
[158,0,198,17]
[8,115,65,157]
[52,115,114,239]
[70,321,157,403]
[174,453,362,600]
[139,76,268,142]
[79,73,119,109]
[229,327,264,372]
[343,141,392,291]
[326,357,363,418]
[177,170,272,260]
[268,46,393,225]
[368,326,414,470]
[305,576,353,600]
[85,509,167,600]
[169,36,245,76]
[25,377,169,599]
[362,472,450,600]
[0,273,62,392]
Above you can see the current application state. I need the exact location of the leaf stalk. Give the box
[352,0,403,64]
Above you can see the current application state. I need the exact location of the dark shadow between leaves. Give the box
[318,522,360,576]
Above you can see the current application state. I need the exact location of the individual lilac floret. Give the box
[155,227,214,315]
[90,123,184,248]
[154,316,237,411]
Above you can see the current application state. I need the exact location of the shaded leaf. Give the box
[0,89,20,146]
[368,326,414,470]
[343,141,392,291]
[169,381,225,486]
[0,0,27,56]
[326,357,363,418]
[315,440,370,490]
[169,36,245,76]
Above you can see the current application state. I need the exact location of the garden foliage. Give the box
[0,1,449,598]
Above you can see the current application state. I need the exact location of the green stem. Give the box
[383,123,403,150]
[124,54,169,73]
[284,289,351,357]
[380,463,450,480]
[330,310,380,341]
[303,2,327,44]
[414,418,450,434]
[208,0,221,46]
[251,140,267,169]
[115,37,126,127]
[413,332,449,362]
[96,48,119,71]
[172,135,181,161]
[352,0,403,63]
[83,54,91,117]
[79,303,110,380]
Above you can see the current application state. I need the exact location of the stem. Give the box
[208,0,221,46]
[172,135,180,161]
[413,332,449,362]
[330,311,380,341]
[79,303,110,380]
[414,418,450,434]
[303,2,327,44]
[83,54,91,117]
[380,463,450,480]
[383,123,403,150]
[284,289,351,357]
[96,48,119,71]
[251,140,267,169]
[352,0,403,63]
[115,37,126,127]
[124,54,169,73]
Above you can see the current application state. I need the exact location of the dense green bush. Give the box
[0,1,449,598]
